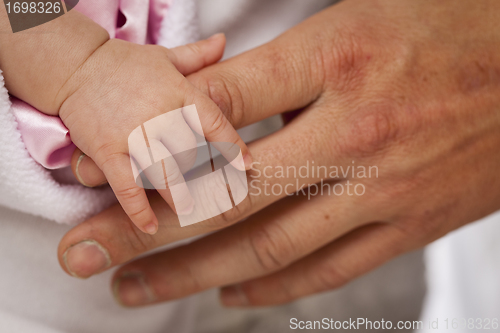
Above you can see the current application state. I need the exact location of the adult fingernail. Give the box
[63,240,111,279]
[220,284,249,307]
[208,33,224,41]
[233,151,253,171]
[113,272,157,307]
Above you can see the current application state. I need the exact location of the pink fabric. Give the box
[11,98,76,169]
[75,0,171,44]
[11,0,170,169]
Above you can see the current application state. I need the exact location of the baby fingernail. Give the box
[63,240,111,279]
[243,153,253,171]
[220,284,249,307]
[75,153,106,187]
[113,272,156,307]
[144,223,158,235]
[75,153,91,187]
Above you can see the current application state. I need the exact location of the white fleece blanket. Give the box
[0,0,199,225]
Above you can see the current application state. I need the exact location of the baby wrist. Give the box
[0,9,109,116]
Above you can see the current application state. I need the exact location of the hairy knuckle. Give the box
[322,28,370,92]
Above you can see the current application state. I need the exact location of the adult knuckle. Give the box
[314,260,350,292]
[85,218,149,256]
[217,195,253,227]
[262,41,321,102]
[183,262,206,294]
[338,105,399,159]
[90,213,154,256]
[247,225,296,272]
[187,176,253,230]
[199,198,248,230]
[393,208,447,246]
[264,44,295,83]
[201,211,233,230]
[322,27,371,92]
[192,73,244,128]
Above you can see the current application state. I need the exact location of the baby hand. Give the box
[58,35,251,234]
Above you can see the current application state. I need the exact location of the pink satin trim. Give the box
[11,0,170,169]
[11,98,76,169]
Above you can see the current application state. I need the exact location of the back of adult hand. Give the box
[60,0,500,307]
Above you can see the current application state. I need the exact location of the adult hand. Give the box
[59,0,500,307]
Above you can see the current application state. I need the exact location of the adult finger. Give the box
[59,194,183,279]
[110,187,377,306]
[73,6,343,186]
[220,223,414,306]
[186,7,343,128]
